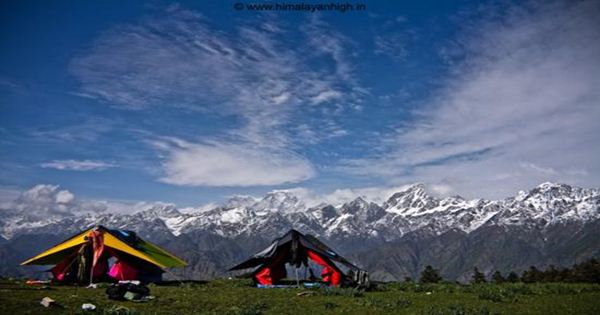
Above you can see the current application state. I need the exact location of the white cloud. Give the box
[152,137,315,187]
[40,159,116,171]
[69,7,364,186]
[429,184,454,196]
[311,90,343,105]
[0,184,107,218]
[0,185,192,220]
[55,190,75,204]
[69,7,359,131]
[340,1,600,198]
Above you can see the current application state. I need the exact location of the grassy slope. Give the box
[0,279,599,315]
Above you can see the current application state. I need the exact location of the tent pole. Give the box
[89,268,93,286]
[89,244,94,286]
[164,267,185,286]
[89,258,94,286]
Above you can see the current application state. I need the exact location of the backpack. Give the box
[106,282,150,301]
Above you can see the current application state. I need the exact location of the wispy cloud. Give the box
[339,1,600,198]
[372,14,415,62]
[374,34,409,61]
[69,6,363,186]
[151,137,315,187]
[0,77,21,90]
[302,15,367,108]
[40,159,116,171]
[29,117,116,143]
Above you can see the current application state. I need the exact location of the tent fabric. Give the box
[134,237,188,268]
[102,232,170,268]
[92,256,109,278]
[50,253,77,282]
[89,230,105,269]
[229,229,357,286]
[302,234,358,270]
[307,250,342,286]
[255,264,287,285]
[20,230,91,266]
[21,226,186,268]
[21,225,186,283]
[108,260,138,281]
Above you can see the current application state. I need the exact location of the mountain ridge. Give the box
[0,182,598,281]
[1,182,598,242]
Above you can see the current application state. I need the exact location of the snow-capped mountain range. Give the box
[1,182,599,281]
[1,182,598,242]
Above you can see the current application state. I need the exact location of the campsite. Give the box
[1,226,599,314]
[2,0,600,314]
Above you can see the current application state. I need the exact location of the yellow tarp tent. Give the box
[21,225,186,278]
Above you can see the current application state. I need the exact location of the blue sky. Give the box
[1,0,599,209]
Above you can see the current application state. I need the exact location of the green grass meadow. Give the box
[1,279,599,314]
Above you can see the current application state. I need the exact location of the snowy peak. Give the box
[521,182,574,200]
[307,204,338,224]
[503,182,599,225]
[224,195,257,209]
[340,197,369,214]
[383,183,439,215]
[340,197,385,222]
[0,182,598,241]
[219,207,254,224]
[140,203,182,218]
[516,182,598,204]
[252,190,305,213]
